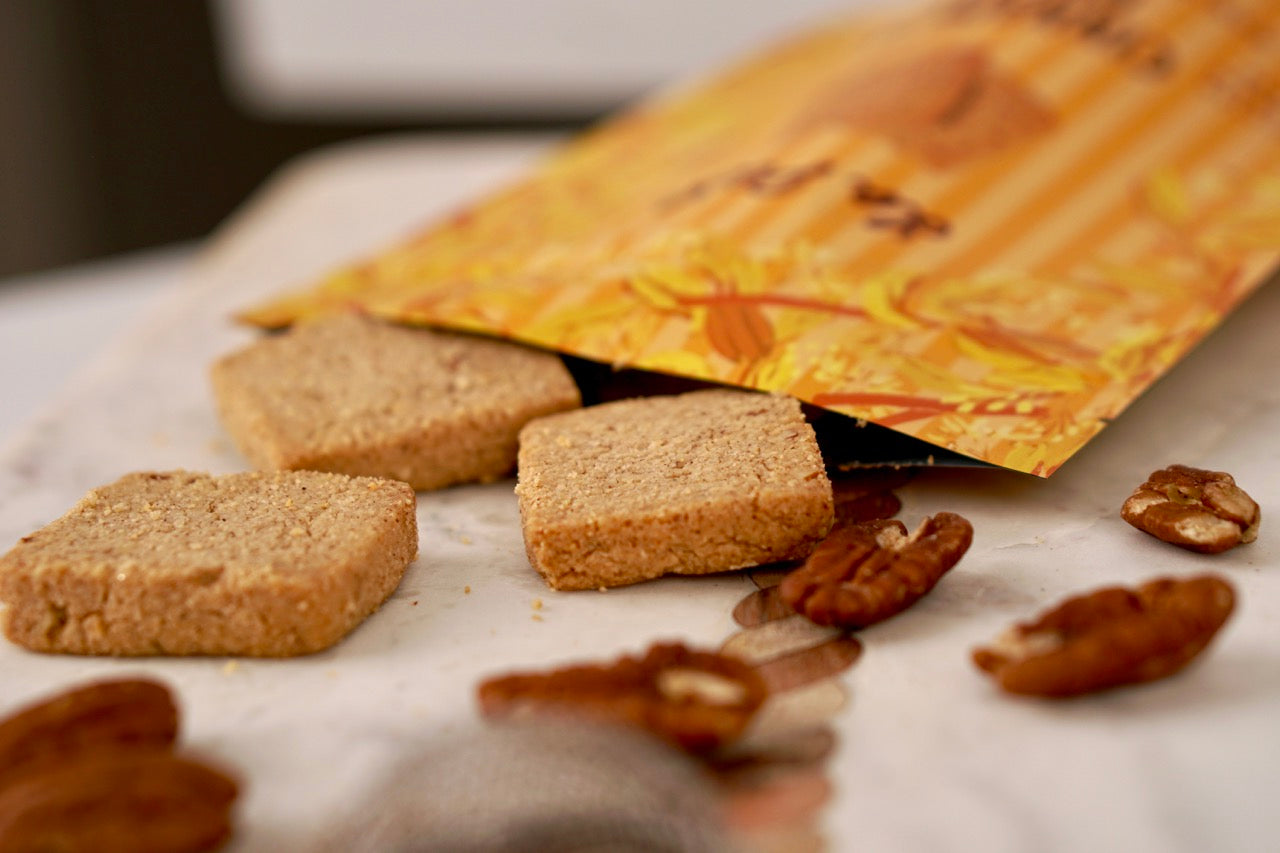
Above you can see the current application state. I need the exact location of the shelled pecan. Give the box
[972,574,1235,697]
[1121,464,1260,553]
[830,467,911,525]
[0,678,178,790]
[0,751,238,853]
[0,678,236,852]
[778,513,973,628]
[477,642,767,753]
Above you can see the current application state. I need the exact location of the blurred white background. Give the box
[1,0,886,280]
[215,0,871,118]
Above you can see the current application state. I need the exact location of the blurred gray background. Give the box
[0,0,872,280]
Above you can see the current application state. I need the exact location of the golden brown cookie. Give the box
[516,390,833,590]
[211,314,581,491]
[0,470,417,656]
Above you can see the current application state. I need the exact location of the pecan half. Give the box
[778,513,973,628]
[1121,464,1260,553]
[0,679,178,790]
[829,468,911,526]
[834,490,902,526]
[710,726,837,779]
[752,637,863,694]
[477,642,767,753]
[733,585,796,627]
[972,575,1235,697]
[0,750,237,853]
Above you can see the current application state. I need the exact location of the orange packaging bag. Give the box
[242,0,1280,476]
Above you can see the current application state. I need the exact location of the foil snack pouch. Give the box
[242,0,1280,476]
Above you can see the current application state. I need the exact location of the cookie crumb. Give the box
[222,660,239,675]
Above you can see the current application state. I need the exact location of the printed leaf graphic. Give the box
[704,302,776,363]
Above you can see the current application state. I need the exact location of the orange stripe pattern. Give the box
[242,0,1280,477]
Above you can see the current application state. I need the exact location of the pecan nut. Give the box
[751,636,864,694]
[1121,464,1260,553]
[732,585,796,627]
[0,678,178,790]
[830,467,911,525]
[477,642,767,753]
[0,750,238,853]
[778,513,974,628]
[972,574,1235,697]
[834,490,902,526]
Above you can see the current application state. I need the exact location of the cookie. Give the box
[211,314,581,490]
[0,470,417,656]
[516,389,833,590]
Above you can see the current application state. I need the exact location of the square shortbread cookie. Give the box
[515,389,834,590]
[211,314,581,490]
[0,470,417,656]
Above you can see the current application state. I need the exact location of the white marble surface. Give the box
[0,244,194,444]
[0,132,1277,852]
